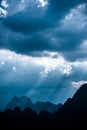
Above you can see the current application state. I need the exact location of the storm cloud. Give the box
[0,0,87,60]
[0,0,87,110]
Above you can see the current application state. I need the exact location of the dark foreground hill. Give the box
[52,83,87,128]
[0,84,87,129]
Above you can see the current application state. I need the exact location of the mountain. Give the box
[55,83,87,127]
[1,83,87,129]
[6,96,62,113]
[6,96,33,110]
[61,83,87,111]
[34,101,62,113]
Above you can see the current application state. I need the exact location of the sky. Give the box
[0,0,87,110]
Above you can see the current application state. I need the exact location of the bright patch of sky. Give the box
[0,49,71,75]
[0,7,7,17]
[0,49,87,87]
[72,81,87,88]
[1,0,8,9]
[12,66,16,71]
[0,0,48,16]
[0,0,8,17]
[61,4,87,30]
[80,40,87,50]
[38,0,48,8]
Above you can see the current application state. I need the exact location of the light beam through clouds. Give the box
[0,0,87,110]
[0,49,87,109]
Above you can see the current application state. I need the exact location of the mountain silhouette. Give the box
[6,96,62,113]
[34,101,62,113]
[1,83,87,129]
[72,83,87,108]
[6,96,33,110]
[62,83,87,111]
[55,83,87,127]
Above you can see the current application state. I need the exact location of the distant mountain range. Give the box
[6,96,62,113]
[1,83,87,129]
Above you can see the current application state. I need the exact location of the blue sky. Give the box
[0,0,87,110]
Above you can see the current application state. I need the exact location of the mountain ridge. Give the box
[1,83,87,129]
[54,83,87,127]
[6,96,62,113]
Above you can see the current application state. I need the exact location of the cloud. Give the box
[2,16,52,33]
[0,50,71,109]
[1,0,8,9]
[61,4,87,30]
[72,80,87,88]
[0,0,87,110]
[38,0,48,7]
[1,0,51,34]
[0,0,8,17]
[0,50,87,110]
[0,7,7,17]
[0,1,87,61]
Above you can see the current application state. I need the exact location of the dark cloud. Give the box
[2,14,53,33]
[0,29,53,54]
[2,0,86,33]
[47,0,80,19]
[9,34,52,54]
[52,28,87,61]
[0,1,87,58]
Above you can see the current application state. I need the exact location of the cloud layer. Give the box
[0,0,87,61]
[0,0,87,110]
[0,50,87,110]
